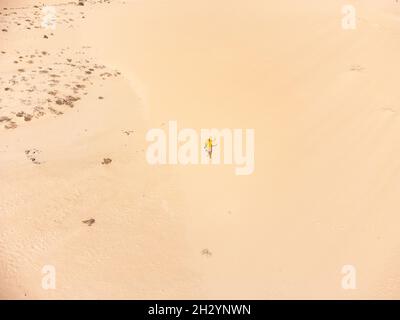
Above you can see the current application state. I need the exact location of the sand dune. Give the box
[1,0,400,299]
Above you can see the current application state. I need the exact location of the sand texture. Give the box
[1,0,400,299]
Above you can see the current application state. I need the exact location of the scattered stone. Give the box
[25,149,41,164]
[0,116,10,122]
[82,218,95,226]
[0,44,120,130]
[102,158,112,165]
[4,121,17,129]
[48,107,63,115]
[201,249,212,257]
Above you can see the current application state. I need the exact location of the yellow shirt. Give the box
[205,139,213,149]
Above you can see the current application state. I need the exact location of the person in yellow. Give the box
[204,137,216,159]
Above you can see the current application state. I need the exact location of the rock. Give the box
[102,158,112,165]
[0,116,10,122]
[82,218,95,226]
[4,121,17,129]
[201,249,212,257]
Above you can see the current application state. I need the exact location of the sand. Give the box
[1,0,400,299]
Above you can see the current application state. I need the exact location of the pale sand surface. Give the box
[1,0,400,299]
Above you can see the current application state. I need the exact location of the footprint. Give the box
[350,65,364,72]
[25,149,41,164]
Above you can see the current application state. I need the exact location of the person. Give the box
[204,137,216,159]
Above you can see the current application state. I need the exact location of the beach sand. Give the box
[1,0,400,299]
